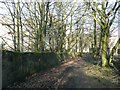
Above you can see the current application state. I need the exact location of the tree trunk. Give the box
[101,28,109,67]
[13,2,17,51]
[93,9,97,59]
[109,38,119,66]
[16,1,20,52]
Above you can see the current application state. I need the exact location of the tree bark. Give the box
[101,27,109,67]
[109,38,119,66]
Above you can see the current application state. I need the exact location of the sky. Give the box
[0,0,119,47]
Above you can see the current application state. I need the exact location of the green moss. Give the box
[2,50,62,88]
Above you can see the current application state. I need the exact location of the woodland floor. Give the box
[8,54,120,88]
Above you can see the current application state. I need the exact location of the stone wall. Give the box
[2,50,62,88]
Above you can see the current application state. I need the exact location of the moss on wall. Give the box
[2,50,62,88]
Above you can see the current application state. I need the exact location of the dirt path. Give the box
[8,54,120,88]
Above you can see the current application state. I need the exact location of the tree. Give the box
[87,1,120,67]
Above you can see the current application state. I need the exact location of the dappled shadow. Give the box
[113,55,120,72]
[57,64,119,88]
[6,56,120,88]
[81,53,100,65]
[82,53,120,72]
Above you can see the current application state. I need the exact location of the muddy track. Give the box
[8,55,120,88]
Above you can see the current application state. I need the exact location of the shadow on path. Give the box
[8,56,120,88]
